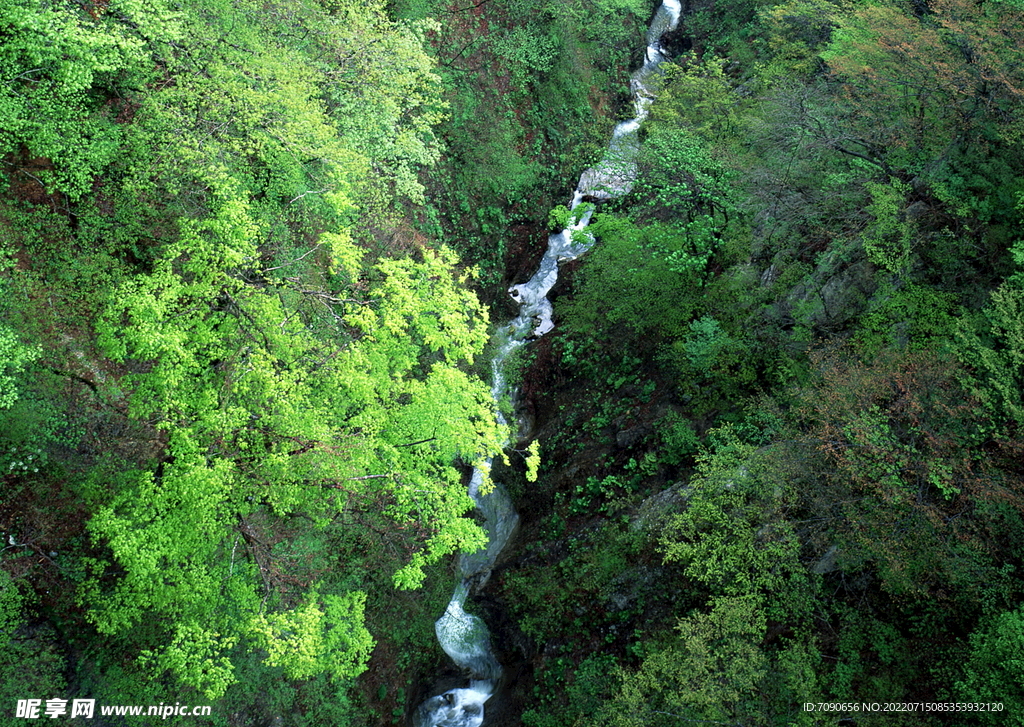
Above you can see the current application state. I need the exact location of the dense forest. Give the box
[2,0,1024,725]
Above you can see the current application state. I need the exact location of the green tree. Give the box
[595,427,820,726]
[0,0,178,199]
[0,571,67,718]
[83,163,501,697]
[820,0,1024,203]
[562,213,703,347]
[0,323,38,410]
[958,606,1024,724]
[599,595,809,727]
[958,284,1024,432]
[862,177,914,274]
[649,57,745,144]
[797,349,1022,600]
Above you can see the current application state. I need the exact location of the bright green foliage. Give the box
[0,0,179,199]
[547,205,573,231]
[86,177,500,688]
[83,446,255,698]
[141,622,240,701]
[249,590,373,682]
[0,0,505,701]
[113,0,444,224]
[525,439,541,482]
[313,1,446,207]
[547,203,593,232]
[0,323,39,409]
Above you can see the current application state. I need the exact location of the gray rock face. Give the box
[616,422,653,450]
[776,245,879,331]
[812,545,840,575]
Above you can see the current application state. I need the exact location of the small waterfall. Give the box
[414,3,680,725]
[414,683,494,727]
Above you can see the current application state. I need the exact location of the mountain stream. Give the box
[413,3,681,725]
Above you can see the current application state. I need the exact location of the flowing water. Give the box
[413,4,681,725]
